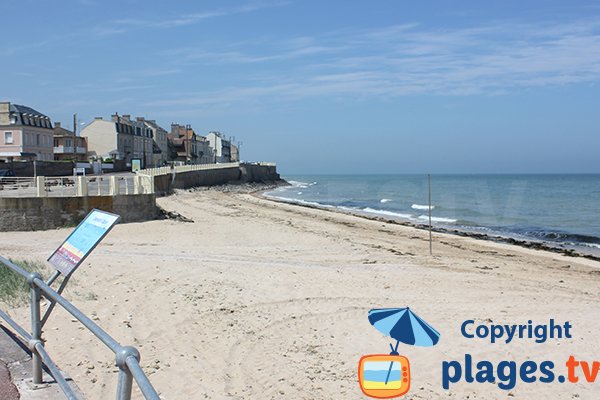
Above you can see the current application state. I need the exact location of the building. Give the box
[230,143,240,162]
[0,102,54,162]
[196,134,214,164]
[129,117,153,168]
[53,122,88,161]
[137,117,168,166]
[82,113,153,167]
[206,131,232,163]
[168,123,213,164]
[81,116,125,164]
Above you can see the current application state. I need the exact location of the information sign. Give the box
[48,209,120,276]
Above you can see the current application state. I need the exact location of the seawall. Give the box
[0,162,280,231]
[0,194,158,231]
[152,163,280,195]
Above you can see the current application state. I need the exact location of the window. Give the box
[4,131,13,144]
[66,138,72,147]
[36,134,40,146]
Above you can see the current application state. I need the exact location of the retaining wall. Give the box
[0,162,280,231]
[0,194,158,231]
[153,163,280,195]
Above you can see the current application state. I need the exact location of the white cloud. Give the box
[146,18,600,108]
[94,1,290,35]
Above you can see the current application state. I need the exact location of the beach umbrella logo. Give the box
[358,307,440,399]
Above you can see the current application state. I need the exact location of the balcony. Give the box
[54,146,87,154]
[54,146,73,154]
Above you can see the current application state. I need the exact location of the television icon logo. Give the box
[358,354,410,399]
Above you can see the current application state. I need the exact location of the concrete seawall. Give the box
[0,194,158,231]
[153,163,280,195]
[0,163,280,231]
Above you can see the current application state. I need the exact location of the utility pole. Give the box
[428,174,432,256]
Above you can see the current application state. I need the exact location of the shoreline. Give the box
[258,190,600,263]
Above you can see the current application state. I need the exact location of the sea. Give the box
[264,174,600,256]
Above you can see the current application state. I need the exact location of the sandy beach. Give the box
[1,189,599,399]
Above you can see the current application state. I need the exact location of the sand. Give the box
[1,189,599,399]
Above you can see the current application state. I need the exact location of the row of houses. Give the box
[0,101,239,168]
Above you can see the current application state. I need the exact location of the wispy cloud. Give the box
[93,1,289,36]
[151,17,600,107]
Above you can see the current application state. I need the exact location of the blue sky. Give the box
[2,0,600,174]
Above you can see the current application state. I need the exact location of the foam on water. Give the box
[412,204,434,210]
[418,215,457,223]
[362,207,413,219]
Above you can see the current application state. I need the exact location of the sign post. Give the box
[41,209,120,328]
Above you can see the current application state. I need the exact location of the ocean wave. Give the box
[418,215,457,223]
[522,230,600,247]
[287,180,317,189]
[380,198,393,203]
[412,204,434,210]
[362,207,412,219]
[263,195,334,209]
[578,243,600,249]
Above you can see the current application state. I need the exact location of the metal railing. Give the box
[0,177,37,196]
[139,162,240,177]
[0,175,154,198]
[0,256,160,400]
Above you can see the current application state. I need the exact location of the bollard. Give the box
[76,176,88,197]
[110,176,120,196]
[36,176,46,197]
[133,176,141,194]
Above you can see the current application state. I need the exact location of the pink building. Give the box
[0,102,54,162]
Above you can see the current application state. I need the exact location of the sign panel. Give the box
[131,159,141,172]
[48,209,120,276]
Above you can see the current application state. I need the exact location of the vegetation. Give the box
[0,259,49,307]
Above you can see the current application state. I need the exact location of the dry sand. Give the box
[1,189,599,399]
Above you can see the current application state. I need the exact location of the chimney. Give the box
[122,114,131,121]
[54,121,61,128]
[94,116,103,121]
[136,117,145,122]
[111,113,120,122]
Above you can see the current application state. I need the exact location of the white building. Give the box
[206,131,232,163]
[82,113,153,167]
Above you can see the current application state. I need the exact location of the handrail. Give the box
[0,256,160,400]
[138,161,240,177]
[0,175,154,198]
